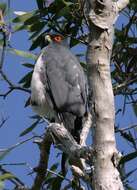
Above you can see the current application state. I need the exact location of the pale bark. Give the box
[85,0,129,189]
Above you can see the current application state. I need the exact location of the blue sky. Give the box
[0,0,137,189]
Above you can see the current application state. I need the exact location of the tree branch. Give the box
[48,123,92,160]
[31,122,93,190]
[116,124,137,133]
[0,69,30,98]
[113,75,137,95]
[31,131,52,190]
[80,112,92,146]
[86,0,129,189]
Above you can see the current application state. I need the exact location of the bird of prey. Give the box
[30,34,88,143]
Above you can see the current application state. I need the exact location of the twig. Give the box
[80,112,92,146]
[0,71,31,98]
[0,32,6,69]
[31,130,52,190]
[46,168,70,182]
[113,75,137,95]
[0,69,14,86]
[0,11,30,98]
[0,116,9,128]
[116,124,137,133]
[0,82,31,99]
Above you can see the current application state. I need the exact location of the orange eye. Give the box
[54,35,62,42]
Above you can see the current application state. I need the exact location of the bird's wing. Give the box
[45,43,87,116]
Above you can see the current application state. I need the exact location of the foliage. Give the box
[0,0,137,189]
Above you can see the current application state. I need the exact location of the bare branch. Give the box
[31,131,52,190]
[48,123,92,160]
[113,75,137,95]
[31,122,93,190]
[0,115,9,128]
[116,124,137,133]
[46,168,70,182]
[80,112,92,146]
[0,69,30,98]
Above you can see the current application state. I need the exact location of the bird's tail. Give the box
[60,113,83,175]
[60,112,83,142]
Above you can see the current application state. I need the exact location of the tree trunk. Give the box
[86,0,129,189]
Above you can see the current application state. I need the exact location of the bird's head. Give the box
[45,34,64,44]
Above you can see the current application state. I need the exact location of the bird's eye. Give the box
[54,36,62,42]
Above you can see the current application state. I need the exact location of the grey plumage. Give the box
[31,38,88,137]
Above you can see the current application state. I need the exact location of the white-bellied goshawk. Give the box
[30,34,88,143]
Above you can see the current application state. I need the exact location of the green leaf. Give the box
[22,63,34,68]
[0,173,15,181]
[132,103,137,117]
[13,23,30,32]
[70,38,80,48]
[19,71,33,88]
[45,176,63,190]
[0,149,11,161]
[57,6,70,18]
[45,163,59,181]
[0,141,27,161]
[29,21,45,32]
[36,0,44,9]
[121,131,135,145]
[51,176,63,190]
[19,120,39,137]
[50,163,59,171]
[29,35,43,50]
[0,45,37,60]
[120,151,137,164]
[14,11,27,16]
[24,15,40,25]
[9,48,37,60]
[13,11,36,23]
[0,3,7,14]
[24,96,31,107]
[80,62,87,71]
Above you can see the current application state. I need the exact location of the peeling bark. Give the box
[86,0,129,189]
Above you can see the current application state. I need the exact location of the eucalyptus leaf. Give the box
[20,120,40,137]
[13,11,36,23]
[9,48,37,60]
[120,151,137,164]
[132,103,137,117]
[0,173,15,181]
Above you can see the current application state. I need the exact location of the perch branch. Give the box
[31,122,93,190]
[48,123,92,160]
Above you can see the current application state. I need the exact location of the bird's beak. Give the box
[45,35,52,45]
